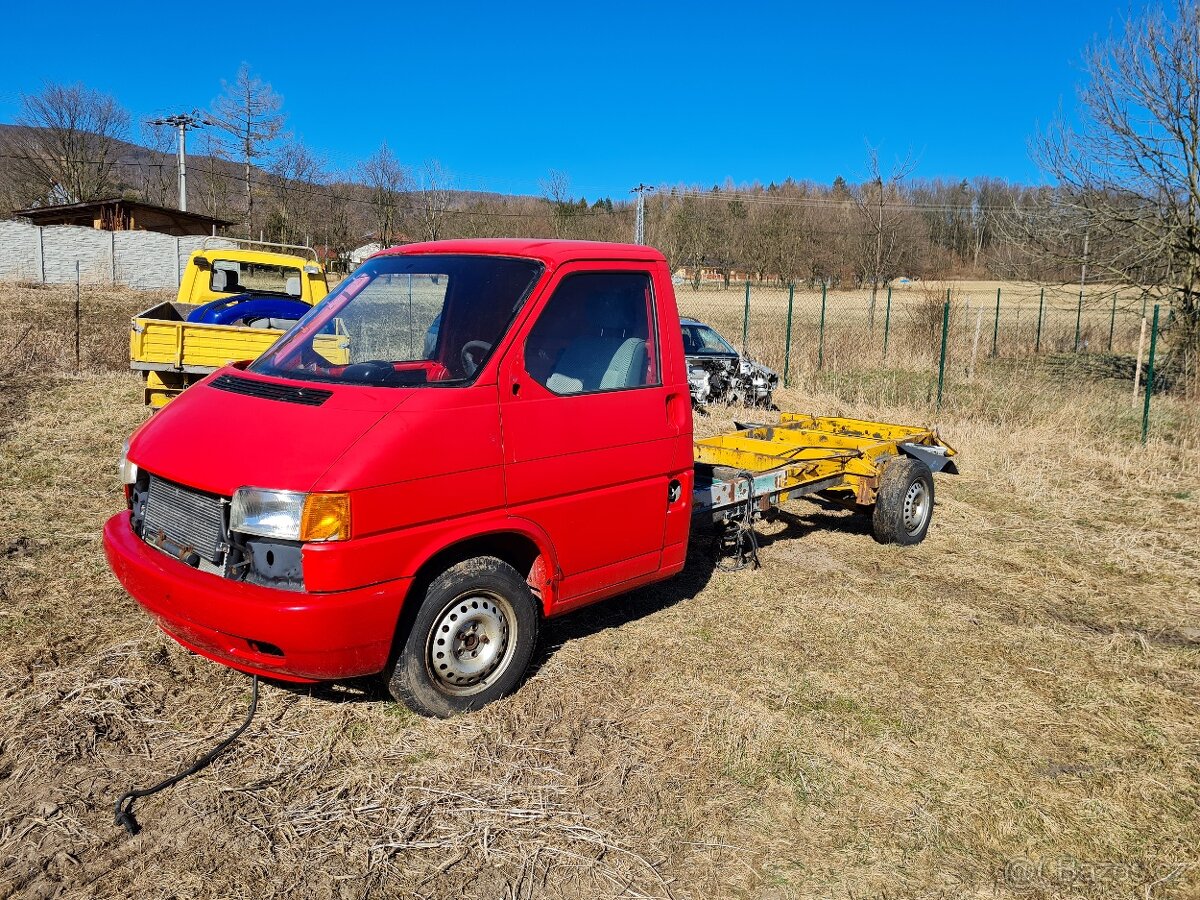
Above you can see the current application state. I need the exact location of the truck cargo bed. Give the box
[130,301,350,407]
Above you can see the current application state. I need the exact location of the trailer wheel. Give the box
[388,556,540,717]
[872,457,935,545]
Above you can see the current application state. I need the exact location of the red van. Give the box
[105,240,696,716]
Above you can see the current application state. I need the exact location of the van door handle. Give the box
[665,390,688,431]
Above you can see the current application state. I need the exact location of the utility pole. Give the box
[631,183,654,245]
[148,112,207,211]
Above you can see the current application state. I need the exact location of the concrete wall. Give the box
[0,219,235,290]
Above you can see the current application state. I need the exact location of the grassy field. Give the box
[1,285,1198,898]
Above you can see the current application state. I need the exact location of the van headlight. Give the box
[230,488,351,542]
[119,440,138,485]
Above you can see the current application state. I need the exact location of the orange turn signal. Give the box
[299,493,351,542]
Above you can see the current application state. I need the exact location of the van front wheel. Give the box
[388,556,540,717]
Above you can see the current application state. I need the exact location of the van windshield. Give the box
[250,254,543,387]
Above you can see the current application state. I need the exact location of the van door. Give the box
[498,263,678,605]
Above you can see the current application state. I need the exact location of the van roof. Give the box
[375,238,667,266]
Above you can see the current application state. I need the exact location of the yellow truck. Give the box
[130,240,347,407]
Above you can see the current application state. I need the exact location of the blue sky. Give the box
[0,1,1135,198]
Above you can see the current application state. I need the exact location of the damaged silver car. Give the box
[681,318,779,411]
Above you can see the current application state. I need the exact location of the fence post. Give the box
[1035,288,1044,353]
[110,230,116,285]
[1074,291,1083,352]
[742,279,750,353]
[175,237,182,286]
[74,261,81,374]
[1133,315,1147,406]
[991,287,1000,357]
[937,297,950,409]
[882,285,892,360]
[783,282,794,387]
[36,225,45,284]
[1107,292,1117,352]
[1141,304,1160,444]
[969,307,983,382]
[817,282,827,370]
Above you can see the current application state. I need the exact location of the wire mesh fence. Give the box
[672,278,1177,441]
[673,280,1161,372]
[0,272,1183,445]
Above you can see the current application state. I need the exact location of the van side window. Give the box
[525,271,659,395]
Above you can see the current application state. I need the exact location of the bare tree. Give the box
[662,190,721,288]
[1,82,130,205]
[193,131,229,220]
[409,160,454,241]
[209,65,286,238]
[358,142,407,248]
[1033,0,1200,384]
[853,149,918,328]
[540,169,575,237]
[318,173,361,271]
[267,139,325,244]
[137,121,177,208]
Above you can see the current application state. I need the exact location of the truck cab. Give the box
[130,242,332,407]
[106,240,694,716]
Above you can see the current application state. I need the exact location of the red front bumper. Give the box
[103,512,410,682]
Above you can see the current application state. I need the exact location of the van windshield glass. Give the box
[249,254,543,387]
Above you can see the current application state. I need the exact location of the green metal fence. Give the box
[672,278,1170,440]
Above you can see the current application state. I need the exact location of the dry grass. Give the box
[1,286,1199,898]
[0,283,162,381]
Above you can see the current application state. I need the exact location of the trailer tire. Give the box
[388,556,540,717]
[872,457,935,545]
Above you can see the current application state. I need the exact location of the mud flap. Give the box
[900,442,959,474]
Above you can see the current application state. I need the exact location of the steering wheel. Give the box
[461,341,492,376]
[341,360,396,385]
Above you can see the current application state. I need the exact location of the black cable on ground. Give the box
[113,674,259,836]
[715,471,761,572]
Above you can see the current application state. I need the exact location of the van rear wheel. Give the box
[388,556,540,717]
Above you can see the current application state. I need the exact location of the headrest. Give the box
[285,276,301,297]
[590,292,632,332]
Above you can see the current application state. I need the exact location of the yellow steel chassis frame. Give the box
[693,414,956,516]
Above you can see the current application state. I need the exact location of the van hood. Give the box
[128,369,407,496]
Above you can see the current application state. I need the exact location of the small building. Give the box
[348,241,384,265]
[14,198,231,237]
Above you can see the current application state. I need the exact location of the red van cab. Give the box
[104,240,695,716]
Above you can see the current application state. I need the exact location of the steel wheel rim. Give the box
[426,592,516,695]
[902,480,930,534]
